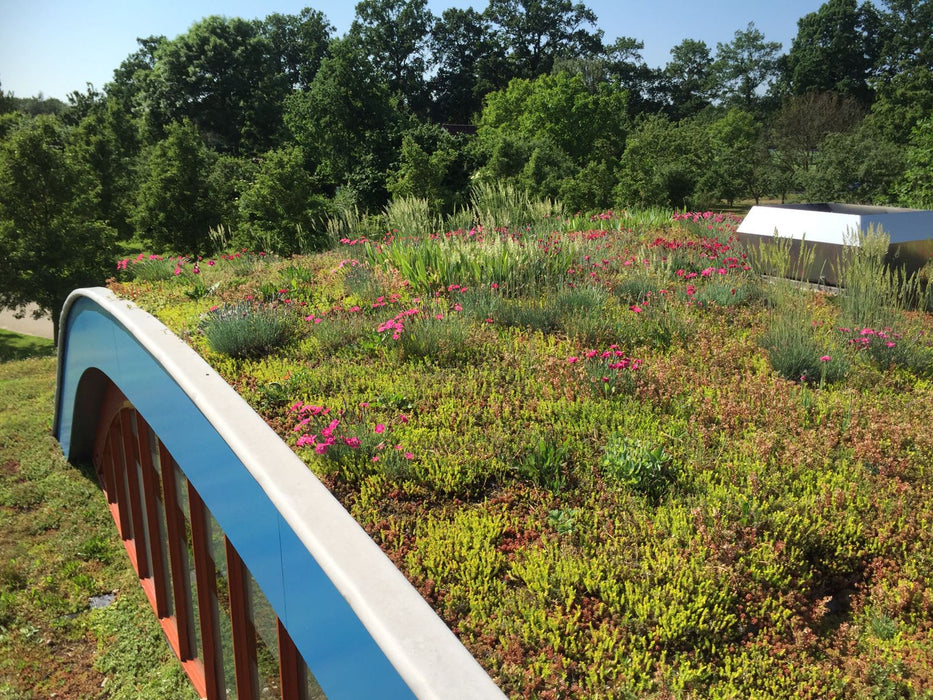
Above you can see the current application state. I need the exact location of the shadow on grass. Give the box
[0,329,56,362]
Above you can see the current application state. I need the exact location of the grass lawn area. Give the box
[0,330,197,699]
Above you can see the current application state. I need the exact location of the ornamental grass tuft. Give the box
[200,303,292,358]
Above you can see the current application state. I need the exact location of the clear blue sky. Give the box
[0,0,827,101]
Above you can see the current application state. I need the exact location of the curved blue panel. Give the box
[54,295,413,698]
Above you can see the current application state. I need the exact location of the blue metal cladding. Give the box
[54,295,415,699]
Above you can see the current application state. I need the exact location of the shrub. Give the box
[200,303,292,358]
[120,256,184,281]
[693,281,762,308]
[760,311,848,385]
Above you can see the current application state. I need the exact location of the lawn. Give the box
[110,210,933,698]
[0,330,197,699]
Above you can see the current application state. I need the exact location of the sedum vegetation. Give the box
[111,208,933,698]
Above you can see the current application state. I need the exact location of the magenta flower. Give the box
[374,424,386,434]
[820,355,831,362]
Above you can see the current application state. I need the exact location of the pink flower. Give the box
[568,356,579,364]
[404,452,414,460]
[820,355,831,362]
[630,305,643,313]
[374,424,386,434]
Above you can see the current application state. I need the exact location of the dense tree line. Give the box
[1,0,932,326]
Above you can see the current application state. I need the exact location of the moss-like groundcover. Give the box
[112,211,933,698]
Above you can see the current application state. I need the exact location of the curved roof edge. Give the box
[54,287,505,700]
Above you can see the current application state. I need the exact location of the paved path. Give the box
[0,304,55,340]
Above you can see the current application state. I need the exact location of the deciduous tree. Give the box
[712,22,782,112]
[285,38,406,211]
[780,0,880,105]
[485,0,603,78]
[0,115,117,340]
[895,116,933,208]
[134,119,221,255]
[662,39,717,119]
[350,0,433,114]
[428,7,508,123]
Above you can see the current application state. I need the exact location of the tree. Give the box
[696,109,765,205]
[662,39,717,119]
[284,38,406,211]
[554,36,663,116]
[350,0,433,113]
[261,9,334,91]
[134,120,221,255]
[805,120,904,203]
[870,0,933,143]
[428,7,508,123]
[485,0,603,78]
[477,72,627,164]
[895,116,933,208]
[146,17,288,153]
[613,114,705,208]
[71,96,141,241]
[105,35,167,136]
[236,146,329,255]
[387,123,469,213]
[0,116,117,340]
[768,91,864,195]
[780,0,880,106]
[0,80,12,114]
[712,22,782,112]
[475,72,627,207]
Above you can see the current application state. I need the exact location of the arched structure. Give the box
[53,288,504,700]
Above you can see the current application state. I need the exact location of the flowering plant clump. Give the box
[290,402,414,477]
[841,325,933,376]
[570,345,643,397]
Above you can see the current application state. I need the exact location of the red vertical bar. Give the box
[226,540,259,699]
[108,421,131,541]
[277,620,304,700]
[160,447,195,661]
[189,484,223,700]
[135,413,170,616]
[119,409,148,578]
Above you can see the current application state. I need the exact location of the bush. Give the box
[200,303,292,358]
[760,311,848,385]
